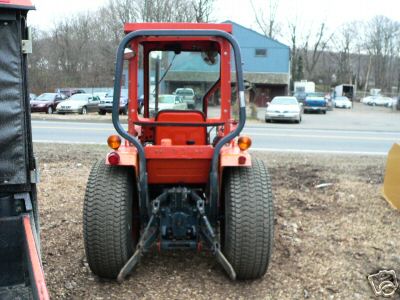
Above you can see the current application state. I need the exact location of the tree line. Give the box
[252,0,400,95]
[29,0,400,97]
[28,0,214,94]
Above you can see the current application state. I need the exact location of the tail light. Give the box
[108,152,120,165]
[238,156,247,164]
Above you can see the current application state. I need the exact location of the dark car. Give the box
[30,93,67,114]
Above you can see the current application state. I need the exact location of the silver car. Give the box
[265,96,302,123]
[56,93,100,114]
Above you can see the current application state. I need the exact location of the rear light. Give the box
[108,152,120,165]
[107,134,121,150]
[238,156,246,164]
[238,136,252,151]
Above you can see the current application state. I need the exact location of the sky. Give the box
[28,0,400,44]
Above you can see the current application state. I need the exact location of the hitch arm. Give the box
[192,191,237,280]
[117,199,161,283]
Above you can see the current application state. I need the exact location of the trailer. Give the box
[294,80,315,94]
[0,1,49,299]
[334,84,355,100]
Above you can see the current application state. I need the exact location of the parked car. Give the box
[175,88,196,109]
[265,96,302,123]
[361,96,373,104]
[29,93,37,101]
[58,88,86,98]
[30,92,67,114]
[293,91,307,104]
[149,94,187,117]
[304,94,327,114]
[333,96,352,109]
[98,89,129,115]
[56,93,100,114]
[93,92,108,101]
[362,95,393,106]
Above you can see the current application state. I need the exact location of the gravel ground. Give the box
[34,143,400,299]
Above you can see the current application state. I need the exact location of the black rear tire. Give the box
[221,158,274,280]
[83,159,139,279]
[98,110,106,115]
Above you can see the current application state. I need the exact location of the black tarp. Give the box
[0,12,30,187]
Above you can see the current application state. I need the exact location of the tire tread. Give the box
[83,159,135,279]
[223,158,274,280]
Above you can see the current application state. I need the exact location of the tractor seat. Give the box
[154,110,207,145]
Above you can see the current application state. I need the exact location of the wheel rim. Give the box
[82,107,87,114]
[48,107,53,114]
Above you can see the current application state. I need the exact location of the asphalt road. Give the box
[32,120,400,155]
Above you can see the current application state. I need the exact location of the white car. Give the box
[333,96,352,109]
[56,93,100,114]
[362,96,392,106]
[175,88,196,109]
[265,96,302,123]
[93,92,108,101]
[149,94,188,117]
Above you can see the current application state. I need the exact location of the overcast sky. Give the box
[28,0,399,43]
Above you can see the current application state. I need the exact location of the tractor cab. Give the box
[83,23,274,282]
[114,23,249,186]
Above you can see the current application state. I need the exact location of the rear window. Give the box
[176,89,194,96]
[271,98,298,105]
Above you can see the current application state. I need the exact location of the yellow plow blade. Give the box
[382,143,400,209]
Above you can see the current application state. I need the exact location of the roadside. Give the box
[34,143,400,299]
[31,102,400,132]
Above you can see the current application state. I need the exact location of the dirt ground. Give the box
[34,143,400,299]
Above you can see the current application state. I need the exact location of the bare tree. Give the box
[302,22,334,79]
[287,19,302,87]
[332,22,358,84]
[191,0,214,23]
[250,0,281,39]
[28,0,216,93]
[363,16,400,90]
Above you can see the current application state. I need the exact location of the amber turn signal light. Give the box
[238,136,252,151]
[107,135,121,150]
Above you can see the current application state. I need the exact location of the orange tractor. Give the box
[83,23,274,281]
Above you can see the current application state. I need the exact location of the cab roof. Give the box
[0,0,35,10]
[124,23,232,34]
